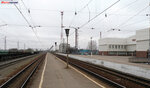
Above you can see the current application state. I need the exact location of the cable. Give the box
[113,0,139,14]
[79,0,120,28]
[117,5,149,28]
[78,0,94,13]
[121,18,148,28]
[21,0,35,27]
[92,0,140,28]
[14,4,44,48]
[69,0,94,27]
[14,4,31,27]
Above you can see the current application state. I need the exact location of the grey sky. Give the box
[0,0,150,50]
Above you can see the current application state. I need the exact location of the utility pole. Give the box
[91,37,93,57]
[17,41,19,50]
[61,11,64,43]
[4,36,6,50]
[146,13,150,58]
[69,27,79,50]
[100,32,102,39]
[63,38,65,53]
[75,28,78,49]
[24,43,26,50]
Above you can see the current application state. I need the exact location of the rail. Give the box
[0,53,46,88]
[55,54,150,88]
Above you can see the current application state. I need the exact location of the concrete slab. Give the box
[30,53,101,88]
[73,55,150,68]
[63,54,150,80]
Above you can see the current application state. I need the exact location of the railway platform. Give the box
[66,54,150,80]
[73,55,150,68]
[30,53,103,88]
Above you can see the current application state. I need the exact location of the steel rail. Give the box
[55,54,150,88]
[55,54,125,88]
[0,54,37,69]
[0,54,45,88]
[21,55,45,88]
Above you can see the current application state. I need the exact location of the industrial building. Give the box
[99,28,150,58]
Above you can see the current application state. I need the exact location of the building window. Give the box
[118,45,120,49]
[112,45,114,48]
[109,45,111,48]
[124,45,126,49]
[121,45,123,49]
[122,45,126,49]
[115,45,117,49]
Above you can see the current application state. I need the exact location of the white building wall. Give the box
[126,35,136,51]
[99,28,150,52]
[136,40,149,51]
[109,45,126,51]
[136,28,150,51]
[126,45,136,51]
[126,35,136,44]
[99,44,108,51]
[99,38,127,51]
[99,38,126,45]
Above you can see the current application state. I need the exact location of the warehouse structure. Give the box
[99,28,150,58]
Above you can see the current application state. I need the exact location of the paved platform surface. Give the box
[73,55,150,68]
[30,53,101,88]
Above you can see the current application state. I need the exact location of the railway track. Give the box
[0,54,37,69]
[0,53,46,88]
[54,54,150,88]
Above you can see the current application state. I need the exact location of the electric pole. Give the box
[4,36,6,50]
[24,43,26,50]
[61,11,64,43]
[100,32,102,39]
[17,41,19,50]
[91,37,93,57]
[146,13,150,58]
[75,28,78,49]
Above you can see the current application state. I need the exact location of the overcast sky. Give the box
[0,0,150,50]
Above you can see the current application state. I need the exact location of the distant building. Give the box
[59,43,70,53]
[99,28,150,58]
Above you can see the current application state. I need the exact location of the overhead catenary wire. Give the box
[120,18,148,28]
[92,0,140,28]
[117,5,149,28]
[69,0,94,27]
[14,4,31,27]
[79,0,120,29]
[14,4,44,48]
[78,0,94,13]
[113,0,139,14]
[21,0,35,27]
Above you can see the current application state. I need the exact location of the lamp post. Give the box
[55,42,57,52]
[65,29,70,68]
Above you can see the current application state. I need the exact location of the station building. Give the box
[99,28,150,58]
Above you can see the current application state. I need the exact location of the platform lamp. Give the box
[65,29,70,68]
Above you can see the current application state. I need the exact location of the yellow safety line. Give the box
[39,53,48,88]
[55,56,106,88]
